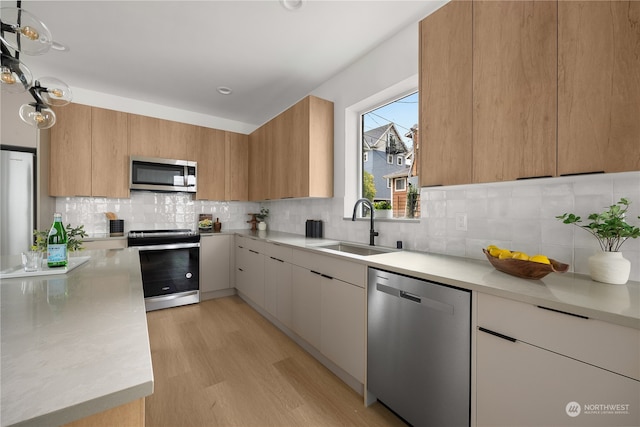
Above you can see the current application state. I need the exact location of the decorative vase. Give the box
[258,221,267,231]
[588,252,631,285]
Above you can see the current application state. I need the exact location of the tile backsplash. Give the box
[265,172,640,282]
[57,171,640,281]
[56,191,260,234]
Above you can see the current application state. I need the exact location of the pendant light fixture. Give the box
[1,1,71,129]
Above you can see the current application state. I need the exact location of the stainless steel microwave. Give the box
[130,156,197,193]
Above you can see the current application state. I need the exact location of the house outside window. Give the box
[361,91,420,219]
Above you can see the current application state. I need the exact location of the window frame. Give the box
[395,178,406,192]
[345,76,419,220]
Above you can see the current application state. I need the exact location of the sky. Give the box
[362,91,418,149]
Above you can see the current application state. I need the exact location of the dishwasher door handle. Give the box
[400,290,421,303]
[376,282,454,315]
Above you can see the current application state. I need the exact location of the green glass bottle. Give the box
[47,213,68,268]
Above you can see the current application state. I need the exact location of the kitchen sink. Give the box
[314,242,398,257]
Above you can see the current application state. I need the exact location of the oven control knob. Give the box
[186,272,192,279]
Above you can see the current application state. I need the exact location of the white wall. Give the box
[1,91,38,147]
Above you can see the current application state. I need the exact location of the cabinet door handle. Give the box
[320,273,333,280]
[249,249,259,254]
[560,171,605,177]
[311,270,322,276]
[270,256,284,263]
[238,268,244,272]
[478,327,517,343]
[536,305,589,320]
[516,175,553,180]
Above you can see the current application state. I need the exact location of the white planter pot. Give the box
[588,252,631,285]
[258,221,267,231]
[375,209,392,219]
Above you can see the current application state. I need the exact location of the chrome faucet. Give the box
[352,198,379,246]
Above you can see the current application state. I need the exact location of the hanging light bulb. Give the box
[2,2,71,129]
[19,103,56,129]
[0,7,52,55]
[34,77,72,106]
[0,52,33,92]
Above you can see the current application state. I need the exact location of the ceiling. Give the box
[15,0,445,127]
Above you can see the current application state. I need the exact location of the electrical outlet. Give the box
[455,213,467,231]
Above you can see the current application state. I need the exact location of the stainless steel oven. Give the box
[128,229,200,311]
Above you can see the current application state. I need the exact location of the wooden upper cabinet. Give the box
[129,115,193,160]
[225,131,248,201]
[91,108,129,198]
[50,103,92,197]
[305,96,333,198]
[558,0,640,175]
[248,121,272,201]
[419,0,473,187]
[473,0,557,183]
[251,95,333,200]
[192,127,225,201]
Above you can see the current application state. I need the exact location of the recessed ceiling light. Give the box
[280,0,304,11]
[217,86,232,95]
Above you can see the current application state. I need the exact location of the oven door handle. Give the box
[134,242,200,251]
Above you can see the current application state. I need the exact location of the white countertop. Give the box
[235,230,640,330]
[0,248,154,427]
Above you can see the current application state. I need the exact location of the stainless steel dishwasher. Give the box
[367,267,471,426]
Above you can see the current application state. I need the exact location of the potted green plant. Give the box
[557,198,640,284]
[256,207,269,231]
[33,224,88,254]
[374,200,392,219]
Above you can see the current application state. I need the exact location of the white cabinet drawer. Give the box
[262,242,293,263]
[291,249,366,287]
[477,293,640,380]
[236,235,264,253]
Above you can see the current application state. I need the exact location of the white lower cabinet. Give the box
[200,234,233,299]
[476,293,640,427]
[234,236,265,308]
[263,243,293,328]
[291,265,322,350]
[321,276,365,383]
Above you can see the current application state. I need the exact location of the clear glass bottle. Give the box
[47,213,68,267]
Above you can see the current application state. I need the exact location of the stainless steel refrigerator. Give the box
[1,147,36,256]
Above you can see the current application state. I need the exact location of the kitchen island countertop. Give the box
[0,248,153,427]
[235,229,640,330]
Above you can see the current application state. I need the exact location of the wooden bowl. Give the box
[482,249,569,280]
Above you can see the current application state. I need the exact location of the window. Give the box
[360,91,419,219]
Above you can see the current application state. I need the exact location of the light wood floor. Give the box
[145,296,405,427]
